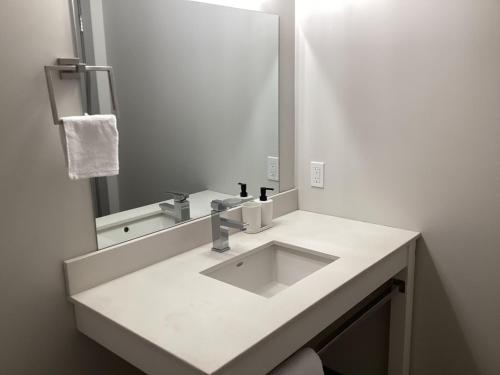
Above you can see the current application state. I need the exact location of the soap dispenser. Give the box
[257,187,275,227]
[238,182,253,201]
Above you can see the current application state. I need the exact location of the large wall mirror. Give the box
[74,0,280,249]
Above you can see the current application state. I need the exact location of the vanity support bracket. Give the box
[392,279,406,294]
[388,241,416,375]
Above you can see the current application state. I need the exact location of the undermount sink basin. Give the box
[201,241,338,298]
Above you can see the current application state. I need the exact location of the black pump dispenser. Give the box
[238,182,248,198]
[259,187,274,201]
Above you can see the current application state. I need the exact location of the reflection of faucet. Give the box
[159,192,190,224]
[211,198,248,252]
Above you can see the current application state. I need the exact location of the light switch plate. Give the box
[311,161,325,188]
[267,156,279,181]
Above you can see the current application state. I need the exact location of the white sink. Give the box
[201,241,338,298]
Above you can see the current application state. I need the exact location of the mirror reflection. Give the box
[77,0,280,249]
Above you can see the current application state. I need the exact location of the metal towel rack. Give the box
[44,57,119,125]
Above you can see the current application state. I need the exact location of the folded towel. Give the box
[61,114,119,180]
[269,348,324,375]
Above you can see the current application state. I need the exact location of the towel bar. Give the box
[44,57,119,125]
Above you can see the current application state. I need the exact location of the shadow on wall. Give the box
[74,333,145,375]
[411,239,480,375]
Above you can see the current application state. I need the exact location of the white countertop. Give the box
[72,210,419,374]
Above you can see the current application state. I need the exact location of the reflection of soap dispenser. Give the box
[238,182,253,201]
[257,187,275,227]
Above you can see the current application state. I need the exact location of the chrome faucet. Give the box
[211,198,248,252]
[159,191,190,223]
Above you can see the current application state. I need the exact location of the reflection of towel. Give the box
[61,114,119,180]
[270,348,324,375]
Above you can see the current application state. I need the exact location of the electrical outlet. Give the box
[267,156,279,181]
[311,161,325,188]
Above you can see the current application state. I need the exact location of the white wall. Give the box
[0,0,141,373]
[296,1,500,374]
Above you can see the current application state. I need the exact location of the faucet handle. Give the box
[165,191,189,202]
[220,217,248,231]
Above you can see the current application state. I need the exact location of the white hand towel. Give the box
[61,114,119,180]
[269,348,324,375]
